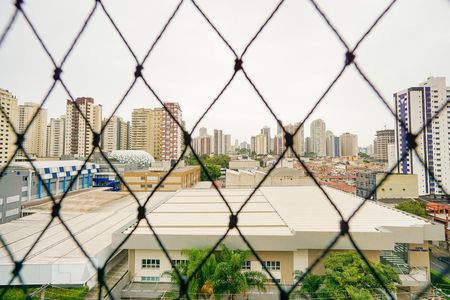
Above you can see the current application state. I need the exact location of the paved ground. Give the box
[25,189,129,212]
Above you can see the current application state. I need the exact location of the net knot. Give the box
[345,51,355,65]
[137,206,146,220]
[340,220,349,236]
[229,214,238,229]
[234,58,243,72]
[12,261,23,276]
[53,67,63,81]
[51,203,61,218]
[92,133,101,147]
[134,65,143,78]
[15,134,24,149]
[183,130,191,147]
[284,133,293,148]
[406,133,417,150]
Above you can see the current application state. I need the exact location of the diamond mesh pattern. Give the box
[0,0,449,299]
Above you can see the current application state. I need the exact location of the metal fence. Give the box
[0,0,449,299]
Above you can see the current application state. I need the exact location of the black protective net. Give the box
[0,0,449,299]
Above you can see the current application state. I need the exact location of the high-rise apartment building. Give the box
[282,122,304,157]
[261,126,271,154]
[0,89,18,165]
[250,136,256,153]
[340,133,358,156]
[224,134,231,154]
[334,136,341,157]
[65,97,102,157]
[131,108,162,159]
[325,131,335,157]
[192,128,213,156]
[305,137,312,153]
[18,102,47,157]
[394,76,450,195]
[161,102,182,162]
[214,129,224,155]
[255,133,268,155]
[119,120,130,151]
[375,129,395,161]
[46,116,65,157]
[101,116,129,152]
[310,119,326,156]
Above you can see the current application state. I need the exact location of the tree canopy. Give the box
[184,154,228,181]
[395,200,428,218]
[294,251,400,300]
[165,244,266,299]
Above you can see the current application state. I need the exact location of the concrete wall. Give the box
[229,160,260,170]
[376,174,418,199]
[0,170,23,223]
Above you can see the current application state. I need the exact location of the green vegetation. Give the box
[304,152,317,158]
[164,244,266,299]
[395,200,428,218]
[358,152,370,159]
[293,251,400,300]
[0,286,88,300]
[431,269,450,297]
[185,154,230,181]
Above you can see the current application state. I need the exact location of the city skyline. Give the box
[1,0,449,146]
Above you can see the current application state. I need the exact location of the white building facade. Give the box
[394,77,450,195]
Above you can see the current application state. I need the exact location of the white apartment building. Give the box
[46,116,65,157]
[310,118,326,156]
[394,76,450,195]
[18,102,47,158]
[0,89,18,165]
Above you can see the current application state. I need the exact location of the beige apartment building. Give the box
[340,132,358,156]
[65,97,102,157]
[114,186,443,294]
[46,116,65,157]
[0,89,18,165]
[18,102,47,158]
[255,133,268,155]
[131,108,163,160]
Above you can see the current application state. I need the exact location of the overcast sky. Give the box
[1,0,449,146]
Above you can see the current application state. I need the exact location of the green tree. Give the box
[202,162,221,181]
[165,244,266,299]
[395,200,428,218]
[293,251,400,300]
[358,152,369,159]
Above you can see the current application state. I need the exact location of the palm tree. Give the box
[165,244,267,299]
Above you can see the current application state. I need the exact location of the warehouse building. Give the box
[114,186,444,293]
[0,160,100,203]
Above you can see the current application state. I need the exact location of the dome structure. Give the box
[108,150,155,166]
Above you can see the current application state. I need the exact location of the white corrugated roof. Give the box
[119,186,444,251]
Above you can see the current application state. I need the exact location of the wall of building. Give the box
[0,170,23,223]
[229,160,260,170]
[122,166,201,192]
[376,174,418,199]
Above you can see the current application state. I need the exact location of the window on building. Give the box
[172,260,188,267]
[242,261,251,270]
[263,261,280,270]
[141,276,160,282]
[142,259,160,269]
